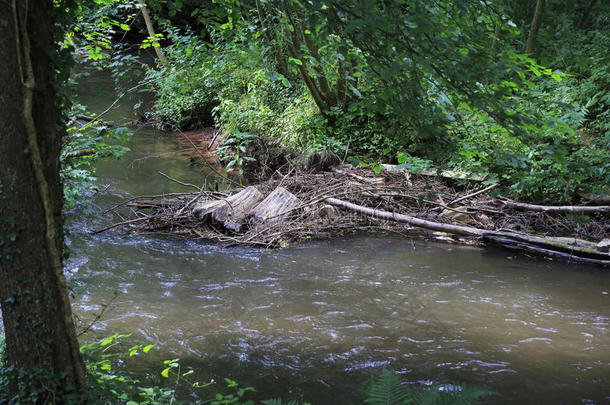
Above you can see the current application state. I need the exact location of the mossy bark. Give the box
[0,0,86,401]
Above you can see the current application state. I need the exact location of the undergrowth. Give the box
[145,5,610,204]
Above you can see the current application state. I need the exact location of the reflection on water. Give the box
[67,67,610,404]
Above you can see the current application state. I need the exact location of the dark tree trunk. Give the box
[0,0,86,402]
[525,0,545,57]
[576,0,598,29]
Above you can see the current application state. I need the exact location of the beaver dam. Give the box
[96,163,610,267]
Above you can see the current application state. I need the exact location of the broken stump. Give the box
[250,187,301,223]
[192,186,264,231]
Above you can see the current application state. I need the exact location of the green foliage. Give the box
[81,333,213,404]
[364,369,411,405]
[216,129,258,174]
[61,104,131,208]
[364,370,489,405]
[66,0,137,64]
[137,0,610,203]
[210,378,255,405]
[148,26,327,155]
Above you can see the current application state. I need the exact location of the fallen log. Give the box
[193,186,264,231]
[324,197,485,237]
[483,234,610,267]
[250,187,301,223]
[500,197,610,213]
[325,197,609,266]
[482,231,610,261]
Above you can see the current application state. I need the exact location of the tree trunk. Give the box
[137,0,167,63]
[525,0,545,57]
[0,0,86,401]
[576,0,598,29]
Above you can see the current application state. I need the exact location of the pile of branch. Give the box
[97,165,610,267]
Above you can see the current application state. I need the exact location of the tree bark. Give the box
[576,0,598,29]
[525,0,545,57]
[0,0,86,401]
[137,0,167,63]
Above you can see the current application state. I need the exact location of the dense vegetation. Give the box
[132,0,609,204]
[66,0,610,204]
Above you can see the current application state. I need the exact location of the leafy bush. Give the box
[144,1,610,204]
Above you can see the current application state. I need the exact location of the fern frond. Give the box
[364,370,489,405]
[364,369,413,405]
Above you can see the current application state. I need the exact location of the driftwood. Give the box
[250,187,301,223]
[331,167,385,186]
[190,186,300,232]
[483,234,610,266]
[447,183,499,205]
[325,197,610,266]
[324,197,485,237]
[500,197,610,213]
[193,186,264,231]
[109,166,608,266]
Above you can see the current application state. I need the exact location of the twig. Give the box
[85,80,155,126]
[175,128,242,187]
[77,293,118,337]
[449,183,499,205]
[91,216,149,235]
[158,171,201,190]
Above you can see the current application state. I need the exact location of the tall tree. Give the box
[525,0,545,56]
[0,0,86,402]
[137,0,168,63]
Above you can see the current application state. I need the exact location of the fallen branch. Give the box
[381,164,486,181]
[449,183,499,205]
[483,234,610,267]
[158,171,201,190]
[325,197,609,266]
[91,216,149,235]
[324,197,485,237]
[331,167,384,185]
[500,197,610,213]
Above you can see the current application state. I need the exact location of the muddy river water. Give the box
[65,68,610,404]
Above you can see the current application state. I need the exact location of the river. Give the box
[66,66,610,404]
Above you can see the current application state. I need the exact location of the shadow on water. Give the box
[66,66,610,404]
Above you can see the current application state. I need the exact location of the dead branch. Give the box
[500,197,610,213]
[324,197,484,237]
